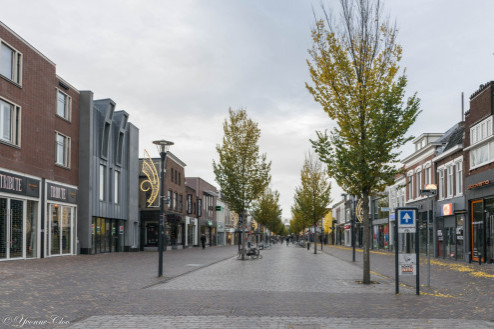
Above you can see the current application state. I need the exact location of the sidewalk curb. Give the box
[142,252,237,289]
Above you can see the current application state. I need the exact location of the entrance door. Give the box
[487,213,494,263]
[472,200,484,262]
[49,204,73,256]
[0,198,25,260]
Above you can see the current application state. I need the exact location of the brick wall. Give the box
[0,22,79,186]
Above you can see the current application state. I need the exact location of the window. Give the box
[114,171,120,204]
[56,90,71,121]
[101,122,111,158]
[455,161,463,195]
[55,132,70,167]
[0,97,20,146]
[173,192,178,211]
[0,41,22,84]
[179,194,183,212]
[424,166,431,185]
[470,116,493,145]
[408,175,413,200]
[168,190,172,210]
[178,173,181,186]
[99,165,106,201]
[447,166,453,197]
[470,143,492,168]
[438,169,445,199]
[416,170,422,197]
[116,132,124,165]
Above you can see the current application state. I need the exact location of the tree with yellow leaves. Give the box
[306,0,420,283]
[292,155,332,254]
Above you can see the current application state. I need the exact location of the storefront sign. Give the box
[119,226,124,234]
[344,224,351,230]
[197,199,202,217]
[186,194,193,214]
[441,203,454,216]
[0,170,39,197]
[47,183,77,204]
[467,180,491,190]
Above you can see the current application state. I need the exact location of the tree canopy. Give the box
[291,155,332,253]
[306,0,420,282]
[251,189,284,235]
[213,108,271,216]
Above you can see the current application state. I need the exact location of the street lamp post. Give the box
[420,184,437,287]
[351,195,356,262]
[153,139,174,278]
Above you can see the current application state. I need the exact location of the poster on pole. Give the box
[398,253,416,276]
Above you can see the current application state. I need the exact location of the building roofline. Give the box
[1,21,56,66]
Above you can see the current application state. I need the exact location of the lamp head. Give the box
[153,139,174,154]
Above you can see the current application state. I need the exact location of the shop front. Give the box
[436,201,466,261]
[199,218,215,246]
[185,216,197,247]
[372,218,389,250]
[344,223,351,246]
[0,170,40,261]
[470,197,494,263]
[91,217,125,253]
[46,182,77,257]
[465,174,494,263]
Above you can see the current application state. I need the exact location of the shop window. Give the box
[26,200,38,258]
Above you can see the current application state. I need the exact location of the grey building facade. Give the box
[78,91,139,254]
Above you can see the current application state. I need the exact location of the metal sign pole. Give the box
[416,209,420,295]
[427,196,431,287]
[395,208,399,294]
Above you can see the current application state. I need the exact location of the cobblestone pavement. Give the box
[1,244,494,328]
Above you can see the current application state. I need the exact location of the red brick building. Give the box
[464,81,494,263]
[0,21,79,260]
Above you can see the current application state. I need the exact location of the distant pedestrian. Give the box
[200,234,206,249]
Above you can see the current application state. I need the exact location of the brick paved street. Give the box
[1,244,494,328]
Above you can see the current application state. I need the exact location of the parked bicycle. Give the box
[237,246,263,260]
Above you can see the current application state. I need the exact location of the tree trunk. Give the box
[362,193,371,283]
[314,230,317,254]
[241,212,246,260]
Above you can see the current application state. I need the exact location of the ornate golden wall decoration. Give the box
[140,149,160,207]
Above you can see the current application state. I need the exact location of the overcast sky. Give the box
[2,1,494,220]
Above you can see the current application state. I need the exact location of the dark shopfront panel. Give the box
[471,198,494,263]
[91,217,125,254]
[437,214,465,260]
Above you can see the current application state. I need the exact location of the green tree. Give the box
[213,108,271,259]
[306,0,420,283]
[251,189,283,238]
[292,155,332,254]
